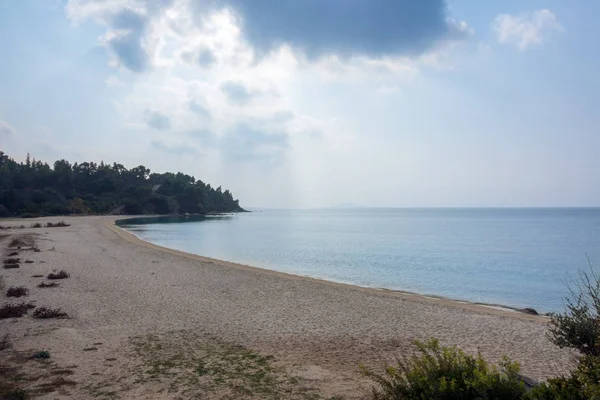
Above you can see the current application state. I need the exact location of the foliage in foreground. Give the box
[547,268,600,357]
[364,265,600,400]
[362,338,526,400]
[528,355,600,399]
[527,267,600,399]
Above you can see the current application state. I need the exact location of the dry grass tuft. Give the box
[32,307,69,319]
[37,282,59,288]
[6,286,28,298]
[47,270,69,280]
[0,302,35,319]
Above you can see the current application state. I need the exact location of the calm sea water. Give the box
[119,209,600,313]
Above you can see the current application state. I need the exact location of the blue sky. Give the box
[0,0,598,208]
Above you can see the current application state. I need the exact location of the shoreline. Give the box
[109,216,546,322]
[0,215,574,398]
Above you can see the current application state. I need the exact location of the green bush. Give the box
[362,338,526,400]
[527,355,600,399]
[547,269,600,357]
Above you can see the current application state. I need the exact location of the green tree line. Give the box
[0,152,245,217]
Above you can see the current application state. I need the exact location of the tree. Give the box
[0,152,245,217]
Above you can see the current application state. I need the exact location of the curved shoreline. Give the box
[107,216,548,323]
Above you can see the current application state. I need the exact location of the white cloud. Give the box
[105,75,121,86]
[493,9,563,51]
[0,120,16,137]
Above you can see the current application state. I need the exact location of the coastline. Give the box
[110,216,544,321]
[0,216,573,398]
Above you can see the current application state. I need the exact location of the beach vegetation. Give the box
[547,268,600,356]
[0,334,10,351]
[45,221,70,227]
[37,281,59,288]
[0,302,35,319]
[0,388,29,400]
[32,307,69,319]
[30,223,42,228]
[31,351,50,359]
[0,151,245,217]
[8,235,36,249]
[362,338,526,400]
[6,286,28,298]
[47,270,69,280]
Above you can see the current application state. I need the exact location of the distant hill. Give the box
[0,151,245,217]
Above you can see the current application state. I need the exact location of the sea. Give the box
[118,208,600,313]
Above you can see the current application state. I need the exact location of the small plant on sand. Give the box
[0,302,35,319]
[0,334,11,351]
[0,388,29,400]
[6,286,28,298]
[31,350,50,359]
[47,270,69,280]
[30,223,42,228]
[7,252,18,257]
[24,260,34,264]
[3,259,20,269]
[362,338,526,400]
[37,282,59,288]
[8,235,35,248]
[32,307,68,319]
[45,221,70,228]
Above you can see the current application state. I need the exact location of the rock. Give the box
[521,308,539,315]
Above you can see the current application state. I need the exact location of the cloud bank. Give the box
[67,0,470,72]
[214,0,469,58]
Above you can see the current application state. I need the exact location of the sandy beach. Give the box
[0,216,574,399]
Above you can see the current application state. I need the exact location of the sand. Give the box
[0,216,574,399]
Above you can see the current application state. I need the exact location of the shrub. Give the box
[7,251,18,257]
[8,235,35,248]
[547,268,600,357]
[30,223,42,228]
[527,355,600,399]
[362,338,526,400]
[0,302,35,319]
[0,388,29,400]
[47,270,69,280]
[32,307,68,319]
[24,260,33,264]
[0,334,10,351]
[37,282,59,288]
[31,350,50,359]
[45,221,70,228]
[6,286,28,298]
[3,258,19,265]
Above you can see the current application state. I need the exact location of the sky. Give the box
[0,0,599,208]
